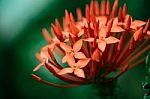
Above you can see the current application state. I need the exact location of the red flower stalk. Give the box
[32,0,150,87]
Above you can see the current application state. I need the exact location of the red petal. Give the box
[66,53,75,67]
[143,19,150,34]
[99,25,107,38]
[133,27,143,41]
[73,39,83,52]
[112,17,119,26]
[96,16,107,27]
[74,69,85,78]
[76,59,91,68]
[105,36,120,44]
[147,31,150,36]
[33,62,44,72]
[60,42,72,52]
[111,26,125,32]
[92,48,102,62]
[57,68,74,75]
[77,30,84,37]
[62,55,67,63]
[83,38,95,42]
[40,45,50,59]
[35,53,43,62]
[74,52,86,59]
[132,20,146,27]
[98,41,106,52]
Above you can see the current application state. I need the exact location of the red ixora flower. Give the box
[32,0,150,88]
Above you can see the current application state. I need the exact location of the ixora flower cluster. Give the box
[32,0,150,88]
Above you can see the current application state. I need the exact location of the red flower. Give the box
[32,0,150,87]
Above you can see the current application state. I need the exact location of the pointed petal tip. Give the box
[33,63,44,72]
[73,39,83,52]
[74,69,85,78]
[57,68,73,75]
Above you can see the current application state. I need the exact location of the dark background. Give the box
[0,0,150,99]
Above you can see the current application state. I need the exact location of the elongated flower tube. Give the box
[32,0,150,88]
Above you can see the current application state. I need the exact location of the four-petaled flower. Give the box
[96,25,120,52]
[58,54,90,78]
[60,39,86,63]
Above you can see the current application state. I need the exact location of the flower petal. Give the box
[64,38,69,42]
[96,16,107,27]
[77,30,84,37]
[60,42,72,52]
[132,20,146,27]
[73,39,83,52]
[48,42,57,51]
[105,36,120,44]
[74,52,86,59]
[62,31,75,38]
[98,41,106,52]
[53,36,60,43]
[66,53,75,67]
[40,45,50,59]
[112,17,119,26]
[62,55,67,63]
[33,62,44,72]
[92,48,102,62]
[147,31,150,36]
[74,69,85,78]
[57,68,74,75]
[83,38,95,42]
[76,59,91,68]
[35,53,43,62]
[133,27,143,41]
[111,26,125,32]
[99,26,107,38]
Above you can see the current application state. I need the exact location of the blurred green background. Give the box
[0,0,150,99]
